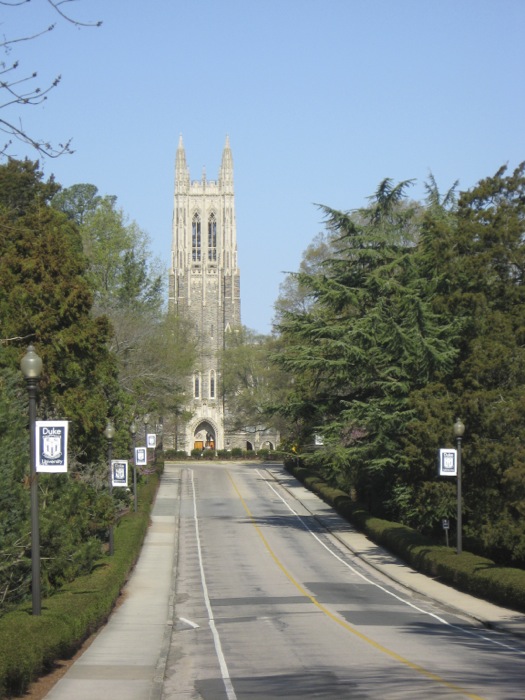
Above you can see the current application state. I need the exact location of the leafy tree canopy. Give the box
[220,326,288,435]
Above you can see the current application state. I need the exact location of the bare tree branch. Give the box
[1,333,36,344]
[0,0,101,158]
[46,0,102,28]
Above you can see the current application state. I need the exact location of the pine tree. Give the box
[0,160,123,609]
[275,181,456,512]
[414,163,525,563]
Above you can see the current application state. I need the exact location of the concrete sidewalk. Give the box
[44,462,525,699]
[44,464,181,700]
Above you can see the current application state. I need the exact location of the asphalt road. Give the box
[161,463,525,700]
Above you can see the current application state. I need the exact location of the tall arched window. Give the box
[209,370,215,399]
[194,373,200,398]
[208,213,217,261]
[192,213,201,262]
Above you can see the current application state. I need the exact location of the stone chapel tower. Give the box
[169,136,241,452]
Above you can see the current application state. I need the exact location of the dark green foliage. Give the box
[275,164,525,566]
[406,163,525,563]
[0,364,31,609]
[0,159,124,611]
[0,160,120,462]
[274,181,456,513]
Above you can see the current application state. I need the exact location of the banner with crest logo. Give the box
[35,421,69,473]
[111,460,128,487]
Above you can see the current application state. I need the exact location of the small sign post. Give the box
[442,518,450,547]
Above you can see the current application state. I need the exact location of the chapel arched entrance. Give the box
[193,420,216,451]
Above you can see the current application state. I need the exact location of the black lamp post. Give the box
[104,420,115,555]
[20,345,43,615]
[454,418,465,555]
[130,420,137,512]
[143,413,150,462]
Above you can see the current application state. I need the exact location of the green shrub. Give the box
[230,447,243,458]
[163,449,188,460]
[191,448,203,458]
[217,450,230,460]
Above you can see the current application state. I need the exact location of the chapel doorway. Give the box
[194,421,216,451]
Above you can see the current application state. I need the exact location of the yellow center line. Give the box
[227,470,485,700]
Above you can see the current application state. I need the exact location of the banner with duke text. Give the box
[135,447,147,466]
[112,460,128,487]
[35,421,69,473]
[439,448,457,477]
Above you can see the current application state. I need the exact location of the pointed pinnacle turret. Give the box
[219,135,234,190]
[175,134,190,188]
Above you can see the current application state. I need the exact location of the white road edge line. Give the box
[189,468,238,700]
[257,468,524,655]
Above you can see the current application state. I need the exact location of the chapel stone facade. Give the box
[168,136,278,454]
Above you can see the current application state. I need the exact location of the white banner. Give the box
[36,421,69,473]
[135,446,147,465]
[439,448,457,476]
[147,433,157,448]
[112,460,128,487]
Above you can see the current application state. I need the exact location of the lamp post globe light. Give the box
[130,420,137,512]
[104,420,116,555]
[20,344,43,615]
[453,418,465,555]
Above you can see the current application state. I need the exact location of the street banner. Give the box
[35,421,69,473]
[147,433,157,448]
[112,460,128,487]
[439,448,457,476]
[135,446,147,465]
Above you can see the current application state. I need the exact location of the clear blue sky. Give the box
[6,0,525,333]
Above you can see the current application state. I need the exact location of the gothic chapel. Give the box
[169,136,255,453]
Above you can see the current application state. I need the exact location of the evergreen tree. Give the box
[0,159,122,610]
[0,161,120,459]
[411,163,525,563]
[274,181,456,512]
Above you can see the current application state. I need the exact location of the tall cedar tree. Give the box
[0,160,120,459]
[274,180,457,513]
[410,163,525,563]
[0,160,122,608]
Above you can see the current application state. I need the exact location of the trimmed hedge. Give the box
[0,472,160,698]
[163,449,188,459]
[285,459,525,614]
